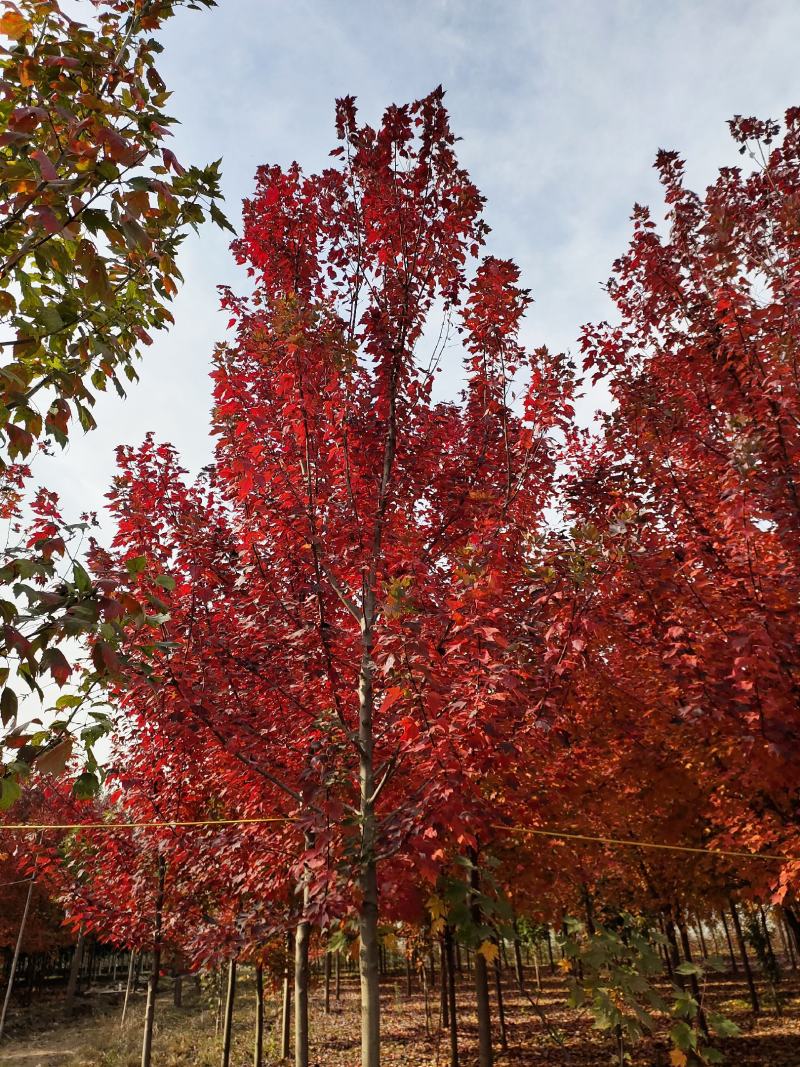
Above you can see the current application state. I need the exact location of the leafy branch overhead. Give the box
[0,0,231,792]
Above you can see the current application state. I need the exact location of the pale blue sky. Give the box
[41,0,800,524]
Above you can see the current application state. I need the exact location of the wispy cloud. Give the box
[36,0,800,519]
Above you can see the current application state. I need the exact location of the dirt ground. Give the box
[0,967,799,1066]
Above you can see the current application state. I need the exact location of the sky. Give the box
[37,0,800,528]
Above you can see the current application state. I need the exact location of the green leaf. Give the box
[1,686,18,726]
[72,561,92,593]
[125,555,148,576]
[674,962,701,976]
[708,1011,740,1038]
[72,771,100,799]
[0,776,21,811]
[669,1022,696,1052]
[155,573,176,590]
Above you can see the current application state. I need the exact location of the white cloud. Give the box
[34,0,800,519]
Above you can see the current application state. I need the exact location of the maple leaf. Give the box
[478,940,499,964]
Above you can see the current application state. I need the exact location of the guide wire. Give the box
[0,816,796,863]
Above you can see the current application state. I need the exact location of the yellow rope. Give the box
[495,825,799,864]
[0,816,291,832]
[0,816,796,864]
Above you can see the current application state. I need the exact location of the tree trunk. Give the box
[758,904,778,973]
[676,913,708,1036]
[358,638,380,1067]
[141,857,165,1067]
[295,870,311,1067]
[720,911,739,974]
[663,911,682,973]
[512,924,524,992]
[254,964,264,1067]
[281,931,292,1060]
[221,959,236,1067]
[324,951,331,1014]
[729,899,760,1015]
[469,853,493,1067]
[85,938,96,989]
[545,928,555,974]
[694,915,708,959]
[405,954,412,996]
[493,954,508,1052]
[335,951,341,1000]
[444,925,459,1067]
[439,936,449,1030]
[783,905,800,956]
[121,952,136,1028]
[0,870,36,1041]
[65,931,85,1012]
[173,975,183,1008]
[777,910,797,970]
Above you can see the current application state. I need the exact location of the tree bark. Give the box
[729,899,760,1015]
[676,913,708,1036]
[493,954,508,1052]
[783,904,800,956]
[335,950,341,1000]
[444,925,458,1067]
[694,914,708,959]
[254,964,264,1067]
[512,923,525,992]
[0,868,36,1041]
[141,857,165,1067]
[719,911,739,974]
[777,909,797,970]
[545,927,555,974]
[281,930,292,1060]
[358,631,380,1067]
[469,853,493,1067]
[295,861,311,1067]
[173,975,183,1008]
[121,951,136,1028]
[65,930,85,1012]
[439,937,449,1029]
[220,959,236,1067]
[324,951,332,1014]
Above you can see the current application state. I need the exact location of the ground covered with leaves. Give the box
[1,968,799,1066]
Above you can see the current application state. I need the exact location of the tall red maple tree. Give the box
[98,89,573,1066]
[564,107,800,941]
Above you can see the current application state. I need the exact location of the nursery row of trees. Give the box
[1,3,800,1067]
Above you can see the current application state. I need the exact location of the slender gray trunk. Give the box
[65,930,85,1012]
[281,931,292,1060]
[358,627,380,1067]
[141,857,165,1067]
[512,923,524,992]
[324,951,331,1014]
[0,868,36,1041]
[121,951,136,1028]
[253,964,264,1067]
[469,854,492,1067]
[295,884,310,1067]
[729,900,760,1015]
[439,937,449,1029]
[719,911,738,974]
[493,954,507,1052]
[444,925,458,1067]
[220,959,236,1067]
